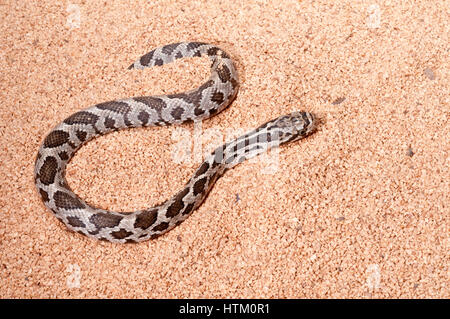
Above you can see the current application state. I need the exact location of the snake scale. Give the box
[34,42,316,243]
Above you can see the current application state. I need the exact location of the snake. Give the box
[34,42,317,243]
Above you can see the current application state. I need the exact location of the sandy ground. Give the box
[0,0,448,298]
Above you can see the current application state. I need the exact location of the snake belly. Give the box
[34,42,316,243]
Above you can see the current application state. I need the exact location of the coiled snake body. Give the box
[34,42,316,243]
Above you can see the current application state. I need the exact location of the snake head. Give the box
[270,111,316,143]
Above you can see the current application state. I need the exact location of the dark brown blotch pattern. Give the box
[139,50,154,67]
[43,130,70,148]
[64,111,99,125]
[217,64,232,83]
[89,212,123,229]
[207,47,219,56]
[67,216,85,228]
[76,130,87,142]
[96,101,131,114]
[97,101,133,126]
[104,117,116,129]
[138,110,149,125]
[39,188,49,202]
[194,107,206,116]
[111,228,133,240]
[89,229,100,235]
[134,209,158,230]
[208,47,231,59]
[38,156,58,185]
[134,96,167,116]
[166,188,189,218]
[193,177,208,196]
[58,151,69,160]
[54,191,85,210]
[170,106,184,120]
[195,161,210,178]
[152,222,169,232]
[175,51,183,59]
[182,202,195,215]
